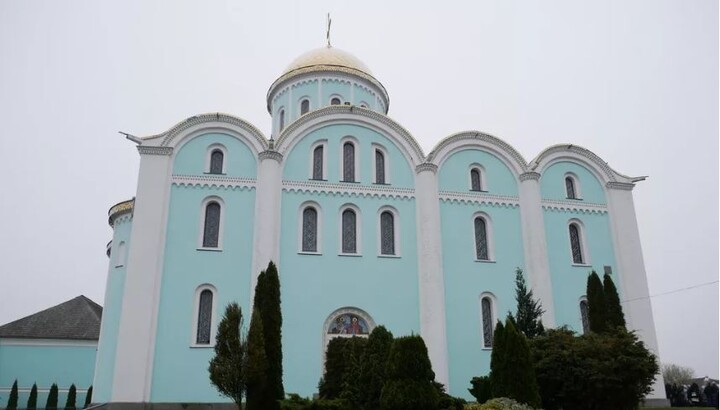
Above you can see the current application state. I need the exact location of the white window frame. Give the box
[479,292,497,349]
[309,140,328,180]
[372,144,390,185]
[377,206,400,257]
[329,95,343,105]
[339,136,360,183]
[472,212,496,262]
[114,241,127,268]
[205,144,227,175]
[299,97,311,116]
[468,163,487,192]
[564,172,582,200]
[338,204,362,256]
[197,196,225,251]
[191,284,218,347]
[568,218,590,266]
[298,201,323,255]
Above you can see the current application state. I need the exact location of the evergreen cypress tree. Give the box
[208,302,245,408]
[46,383,59,410]
[380,335,439,410]
[245,309,272,410]
[64,384,77,410]
[358,326,394,410]
[319,337,351,399]
[489,320,506,398]
[339,337,368,408]
[603,273,626,329]
[83,386,92,409]
[27,383,37,410]
[586,271,607,333]
[513,268,545,338]
[6,380,18,410]
[499,319,542,407]
[254,262,284,402]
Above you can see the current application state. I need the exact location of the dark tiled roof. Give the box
[0,295,103,340]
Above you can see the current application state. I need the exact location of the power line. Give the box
[622,280,719,303]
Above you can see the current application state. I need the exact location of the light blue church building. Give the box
[95,44,666,404]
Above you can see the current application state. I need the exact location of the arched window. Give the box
[331,97,341,105]
[209,149,224,174]
[474,217,489,260]
[380,211,395,255]
[580,299,590,334]
[300,99,310,115]
[341,209,357,254]
[313,145,324,180]
[302,207,318,252]
[342,142,355,182]
[481,296,494,348]
[203,201,221,248]
[375,149,386,184]
[196,289,213,344]
[278,109,285,132]
[565,176,576,199]
[569,223,584,264]
[470,168,482,191]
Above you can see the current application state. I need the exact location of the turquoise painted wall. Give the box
[279,191,419,397]
[172,133,257,178]
[282,124,415,188]
[543,209,618,332]
[438,149,518,196]
[321,79,351,105]
[540,161,606,204]
[440,201,524,399]
[150,184,256,402]
[93,217,132,402]
[0,344,96,407]
[353,84,374,108]
[290,81,318,122]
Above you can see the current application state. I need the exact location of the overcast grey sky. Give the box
[0,1,717,378]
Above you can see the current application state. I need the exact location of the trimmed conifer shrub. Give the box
[208,302,245,408]
[83,386,92,409]
[586,271,607,333]
[603,273,626,329]
[489,320,506,397]
[46,383,59,410]
[358,325,394,410]
[246,309,272,410]
[6,380,18,410]
[27,383,38,410]
[254,262,284,404]
[379,335,439,410]
[64,384,77,410]
[338,336,367,408]
[468,376,492,404]
[319,337,350,399]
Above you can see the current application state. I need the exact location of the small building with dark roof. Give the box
[0,295,101,407]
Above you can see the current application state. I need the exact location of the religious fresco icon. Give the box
[327,313,369,335]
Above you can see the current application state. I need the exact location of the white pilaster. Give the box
[606,183,666,399]
[518,172,556,327]
[112,146,173,402]
[250,150,283,295]
[415,163,449,388]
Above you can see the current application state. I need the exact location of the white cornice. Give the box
[438,191,520,208]
[416,163,438,174]
[259,150,284,162]
[282,180,415,200]
[541,199,608,214]
[606,181,635,191]
[428,131,529,176]
[520,172,541,181]
[137,146,173,156]
[171,175,257,190]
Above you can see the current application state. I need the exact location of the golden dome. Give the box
[281,46,373,77]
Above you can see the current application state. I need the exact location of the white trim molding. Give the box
[567,218,590,265]
[472,211,496,262]
[190,284,218,347]
[282,180,415,200]
[541,199,607,214]
[372,143,391,185]
[309,140,328,181]
[376,205,400,257]
[205,144,228,175]
[172,174,257,190]
[479,292,497,350]
[468,163,488,192]
[298,201,323,254]
[338,203,362,256]
[197,196,226,251]
[563,172,582,199]
[339,136,360,183]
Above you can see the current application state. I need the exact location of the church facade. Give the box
[95,45,665,403]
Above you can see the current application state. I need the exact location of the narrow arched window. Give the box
[474,217,489,260]
[313,145,324,180]
[375,150,385,184]
[565,176,576,199]
[343,142,355,182]
[196,289,213,344]
[569,223,583,264]
[580,300,590,334]
[481,297,493,348]
[331,97,341,105]
[341,209,357,253]
[471,168,482,191]
[209,149,224,174]
[279,109,285,132]
[203,202,221,248]
[301,99,310,115]
[380,211,395,255]
[302,207,318,252]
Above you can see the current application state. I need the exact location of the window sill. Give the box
[572,263,592,267]
[474,259,496,263]
[309,178,328,182]
[190,343,215,348]
[378,254,401,259]
[298,251,322,256]
[338,253,362,257]
[373,182,391,186]
[204,172,227,176]
[114,264,124,268]
[566,197,583,201]
[339,180,360,183]
[470,189,489,193]
[481,347,493,351]
[197,247,223,252]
